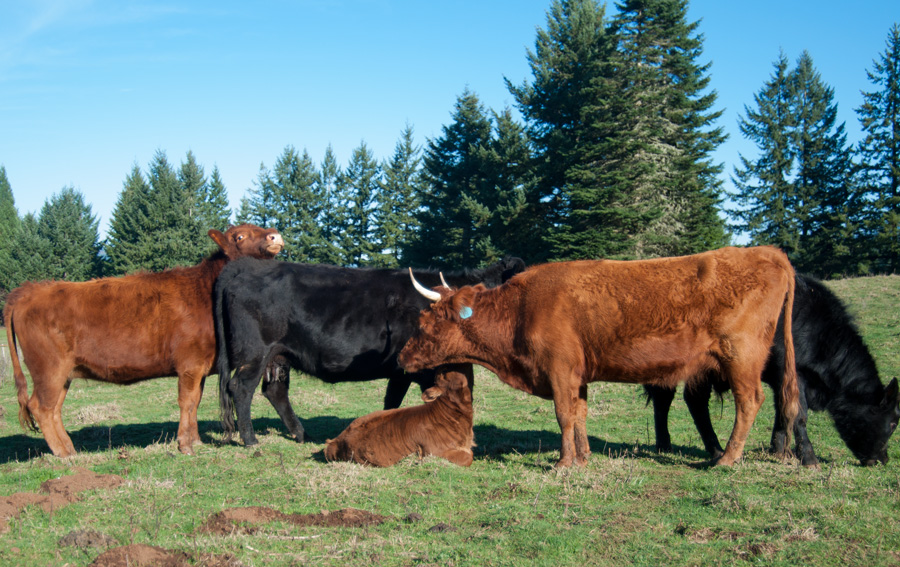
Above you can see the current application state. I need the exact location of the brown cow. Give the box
[399,246,800,468]
[3,224,283,457]
[324,367,475,467]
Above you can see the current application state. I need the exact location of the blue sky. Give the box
[1,1,898,237]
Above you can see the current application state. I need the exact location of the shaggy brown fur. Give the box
[324,368,475,467]
[399,246,798,468]
[3,224,283,457]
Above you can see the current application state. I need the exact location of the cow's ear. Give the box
[883,378,899,408]
[422,387,443,402]
[451,287,478,320]
[208,229,229,251]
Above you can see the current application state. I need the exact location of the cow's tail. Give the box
[213,276,236,442]
[3,295,38,432]
[779,265,799,449]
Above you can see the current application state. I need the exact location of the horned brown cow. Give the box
[324,367,475,467]
[399,246,800,467]
[3,224,283,458]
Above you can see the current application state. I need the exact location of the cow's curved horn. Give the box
[439,272,451,290]
[409,268,442,302]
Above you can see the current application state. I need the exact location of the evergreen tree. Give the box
[6,213,52,287]
[237,163,279,228]
[317,145,345,265]
[106,151,208,274]
[610,0,728,257]
[477,108,540,262]
[0,166,19,302]
[144,150,200,270]
[790,52,856,275]
[508,0,641,261]
[334,142,381,267]
[856,23,900,274]
[202,166,233,231]
[732,52,856,276]
[732,53,797,251]
[404,89,495,269]
[36,186,103,281]
[272,146,328,263]
[105,164,154,275]
[374,125,425,268]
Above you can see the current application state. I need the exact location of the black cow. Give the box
[646,274,899,466]
[215,257,525,446]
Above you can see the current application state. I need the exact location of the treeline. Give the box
[1,0,898,308]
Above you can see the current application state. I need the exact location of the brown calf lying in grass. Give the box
[324,369,474,467]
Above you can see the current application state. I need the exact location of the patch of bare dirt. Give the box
[58,529,118,549]
[88,544,242,567]
[0,467,125,533]
[196,506,392,536]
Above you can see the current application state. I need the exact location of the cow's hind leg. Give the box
[683,378,725,459]
[261,363,305,442]
[227,361,266,447]
[716,368,765,467]
[27,362,76,457]
[771,380,815,466]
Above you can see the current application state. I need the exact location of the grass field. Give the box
[0,275,898,566]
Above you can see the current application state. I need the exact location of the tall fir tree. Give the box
[732,52,856,276]
[732,53,797,251]
[0,166,20,302]
[609,0,728,257]
[36,186,104,281]
[105,164,154,275]
[856,23,900,274]
[6,213,52,287]
[477,108,540,262]
[201,166,233,231]
[145,150,201,270]
[272,146,328,263]
[404,89,496,269]
[374,125,424,268]
[790,52,856,275]
[333,142,381,267]
[508,0,643,261]
[317,145,345,265]
[237,163,279,228]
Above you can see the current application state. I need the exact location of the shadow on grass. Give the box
[471,423,713,468]
[0,414,763,470]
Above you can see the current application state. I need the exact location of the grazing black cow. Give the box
[646,274,899,466]
[215,257,525,446]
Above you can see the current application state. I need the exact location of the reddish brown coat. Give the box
[3,224,283,457]
[324,367,475,467]
[399,246,799,467]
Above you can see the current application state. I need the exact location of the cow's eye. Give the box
[235,234,246,241]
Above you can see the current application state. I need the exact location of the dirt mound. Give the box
[88,544,242,567]
[197,506,392,536]
[0,468,125,533]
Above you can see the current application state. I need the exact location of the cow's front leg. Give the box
[553,384,588,468]
[175,369,205,454]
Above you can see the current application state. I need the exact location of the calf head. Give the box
[423,371,473,407]
[842,378,899,466]
[399,270,485,374]
[208,224,284,259]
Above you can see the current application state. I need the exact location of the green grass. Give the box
[0,276,898,566]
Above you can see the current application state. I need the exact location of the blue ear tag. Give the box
[459,306,473,319]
